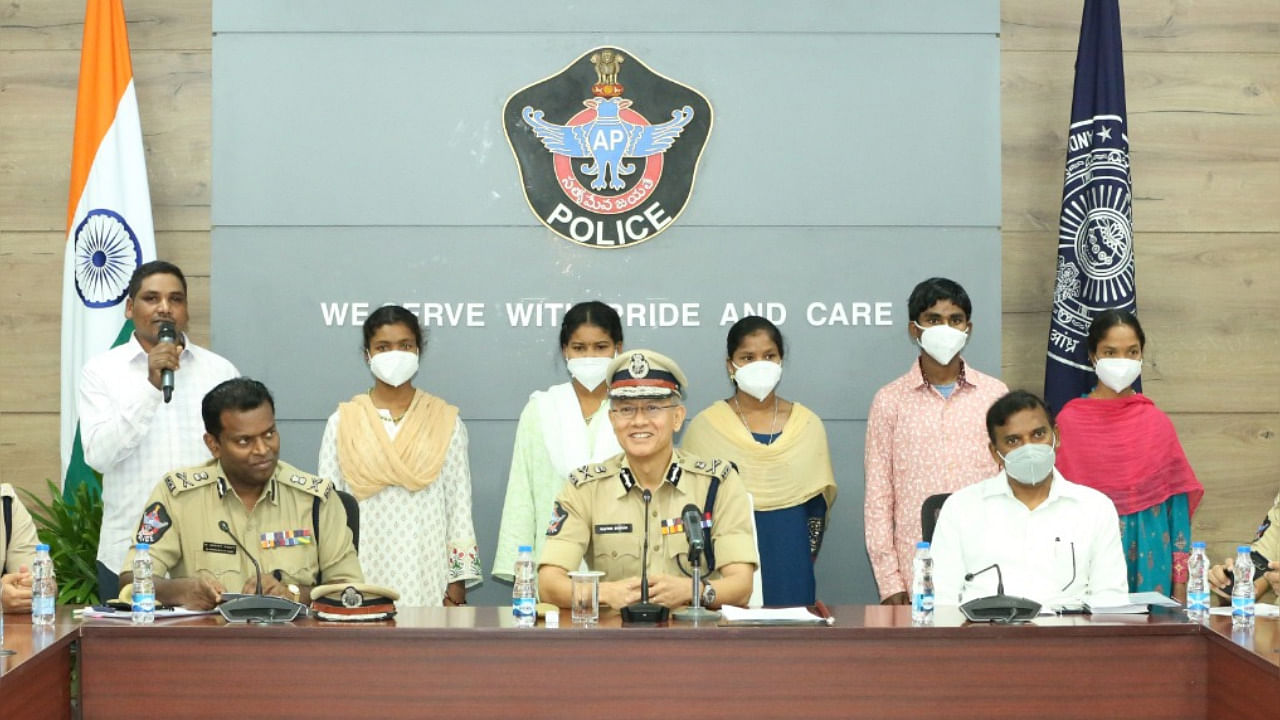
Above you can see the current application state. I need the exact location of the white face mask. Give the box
[998,437,1057,486]
[1094,358,1142,393]
[732,360,783,402]
[566,356,612,391]
[368,350,419,387]
[914,323,969,365]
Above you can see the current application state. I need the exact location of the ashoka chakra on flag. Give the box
[74,208,142,308]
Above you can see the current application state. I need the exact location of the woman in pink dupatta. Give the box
[1055,310,1203,601]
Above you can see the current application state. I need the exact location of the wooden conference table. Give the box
[2,606,1277,719]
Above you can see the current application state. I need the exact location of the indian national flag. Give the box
[60,0,157,500]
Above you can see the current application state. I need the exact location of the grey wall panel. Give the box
[212,33,998,228]
[211,225,1001,422]
[213,1,998,35]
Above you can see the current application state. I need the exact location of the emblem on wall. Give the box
[503,47,713,248]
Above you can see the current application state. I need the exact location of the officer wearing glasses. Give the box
[538,349,759,611]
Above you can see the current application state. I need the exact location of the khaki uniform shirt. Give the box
[1,483,40,575]
[540,449,758,582]
[1251,501,1279,603]
[121,459,363,591]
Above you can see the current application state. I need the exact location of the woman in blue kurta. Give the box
[683,316,837,606]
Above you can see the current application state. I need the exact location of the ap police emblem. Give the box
[1048,114,1135,365]
[503,47,712,248]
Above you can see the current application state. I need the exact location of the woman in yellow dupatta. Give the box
[683,316,836,606]
[317,305,481,607]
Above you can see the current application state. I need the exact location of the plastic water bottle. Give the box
[911,541,935,625]
[31,543,56,626]
[512,545,536,627]
[1186,541,1210,621]
[1231,545,1255,629]
[132,543,156,624]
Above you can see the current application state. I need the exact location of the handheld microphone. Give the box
[215,521,302,624]
[681,504,705,563]
[157,321,177,403]
[219,520,263,595]
[621,488,669,625]
[959,562,1041,623]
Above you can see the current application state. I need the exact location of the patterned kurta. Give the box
[863,360,1008,599]
[318,412,481,606]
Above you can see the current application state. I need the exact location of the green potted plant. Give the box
[21,480,103,605]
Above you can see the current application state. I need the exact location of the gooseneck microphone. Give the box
[959,562,1041,623]
[219,520,263,595]
[157,321,177,403]
[621,488,669,625]
[215,520,302,624]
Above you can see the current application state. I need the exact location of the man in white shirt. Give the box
[78,261,238,601]
[931,390,1128,609]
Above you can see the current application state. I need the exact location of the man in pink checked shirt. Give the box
[863,278,1008,604]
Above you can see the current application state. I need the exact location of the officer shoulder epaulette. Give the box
[681,452,735,481]
[568,456,622,487]
[279,464,333,500]
[162,462,220,496]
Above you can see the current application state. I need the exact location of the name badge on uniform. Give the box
[594,523,633,535]
[260,528,313,549]
[202,542,237,555]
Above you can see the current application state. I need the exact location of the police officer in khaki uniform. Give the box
[539,350,758,610]
[1209,491,1280,604]
[1,483,40,612]
[118,378,362,610]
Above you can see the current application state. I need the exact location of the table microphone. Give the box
[681,503,705,564]
[621,488,669,625]
[959,563,1041,623]
[672,503,719,622]
[157,321,177,403]
[216,520,302,623]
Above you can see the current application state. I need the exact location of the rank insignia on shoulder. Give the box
[260,528,313,550]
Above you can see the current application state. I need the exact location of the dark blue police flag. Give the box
[1044,0,1136,415]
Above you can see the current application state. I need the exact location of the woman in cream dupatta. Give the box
[493,302,624,583]
[317,305,481,607]
[683,317,837,606]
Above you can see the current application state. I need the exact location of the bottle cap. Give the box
[1192,541,1206,549]
[1238,545,1251,553]
[137,543,150,550]
[916,541,930,549]
[518,545,533,553]
[36,543,50,551]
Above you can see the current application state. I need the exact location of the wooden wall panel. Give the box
[0,0,211,51]
[1003,1,1280,53]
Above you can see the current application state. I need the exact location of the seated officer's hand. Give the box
[182,573,225,611]
[1,566,34,613]
[1208,558,1234,600]
[1266,561,1280,598]
[248,573,288,598]
[599,577,643,609]
[646,573,694,609]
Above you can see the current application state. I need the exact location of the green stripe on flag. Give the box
[62,319,137,504]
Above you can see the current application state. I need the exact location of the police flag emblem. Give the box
[503,47,713,249]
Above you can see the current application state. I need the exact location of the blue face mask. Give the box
[998,435,1057,485]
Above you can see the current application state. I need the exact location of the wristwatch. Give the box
[700,580,717,607]
[286,584,301,604]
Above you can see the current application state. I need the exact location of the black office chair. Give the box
[336,490,360,551]
[920,493,951,544]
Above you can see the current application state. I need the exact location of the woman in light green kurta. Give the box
[492,302,624,582]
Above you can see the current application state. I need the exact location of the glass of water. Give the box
[568,570,604,625]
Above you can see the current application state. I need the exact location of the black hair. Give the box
[202,378,274,437]
[907,277,972,323]
[1086,309,1146,355]
[726,316,786,360]
[127,260,188,299]
[559,301,623,348]
[363,305,425,351]
[985,390,1054,444]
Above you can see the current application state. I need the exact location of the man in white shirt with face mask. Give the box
[930,390,1129,609]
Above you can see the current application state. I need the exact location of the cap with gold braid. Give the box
[606,349,688,399]
[310,583,399,622]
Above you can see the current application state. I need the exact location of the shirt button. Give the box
[652,510,658,518]
[611,551,618,558]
